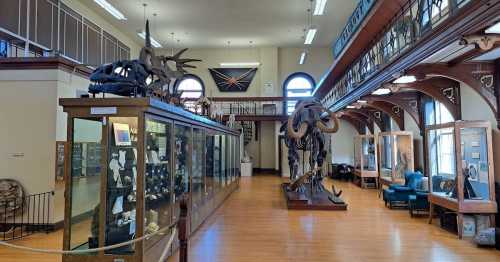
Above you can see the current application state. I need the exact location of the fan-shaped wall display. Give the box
[209,68,258,92]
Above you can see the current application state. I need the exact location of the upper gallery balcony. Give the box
[315,0,497,111]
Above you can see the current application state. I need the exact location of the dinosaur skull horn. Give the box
[316,110,340,133]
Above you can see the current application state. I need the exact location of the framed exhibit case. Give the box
[353,135,378,188]
[60,97,240,262]
[426,120,496,238]
[377,131,414,189]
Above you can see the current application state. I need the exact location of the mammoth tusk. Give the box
[316,111,340,133]
[288,120,308,139]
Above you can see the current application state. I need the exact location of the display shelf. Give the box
[353,135,378,188]
[60,97,240,262]
[377,131,414,191]
[425,120,497,238]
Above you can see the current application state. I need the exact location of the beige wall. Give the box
[163,47,333,170]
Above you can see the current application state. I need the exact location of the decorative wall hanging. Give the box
[208,68,257,92]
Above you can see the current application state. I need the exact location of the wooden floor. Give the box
[1,176,499,262]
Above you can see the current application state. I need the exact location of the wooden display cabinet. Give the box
[377,131,414,191]
[60,98,240,262]
[353,135,378,188]
[425,121,497,238]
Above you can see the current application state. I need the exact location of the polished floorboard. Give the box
[1,176,499,262]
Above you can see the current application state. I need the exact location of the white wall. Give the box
[330,119,359,164]
[0,69,90,223]
[460,82,497,129]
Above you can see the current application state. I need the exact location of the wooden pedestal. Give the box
[281,183,348,211]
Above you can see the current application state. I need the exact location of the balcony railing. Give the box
[322,0,471,109]
[332,0,377,58]
[183,97,310,118]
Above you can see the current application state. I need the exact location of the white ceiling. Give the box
[83,0,357,48]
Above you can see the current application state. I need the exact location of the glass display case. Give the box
[353,135,378,188]
[426,121,496,238]
[60,97,240,262]
[377,131,414,188]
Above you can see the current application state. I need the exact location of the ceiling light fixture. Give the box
[346,105,356,109]
[94,0,127,20]
[357,100,367,104]
[137,31,162,48]
[313,0,328,16]
[485,21,500,34]
[299,51,307,65]
[219,62,261,68]
[372,88,392,95]
[304,27,317,45]
[393,75,416,84]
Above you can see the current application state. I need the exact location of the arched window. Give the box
[284,72,315,115]
[174,74,205,113]
[175,74,205,99]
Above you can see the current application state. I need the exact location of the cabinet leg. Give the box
[428,203,433,224]
[457,213,463,239]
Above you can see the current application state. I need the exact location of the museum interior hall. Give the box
[1,0,500,261]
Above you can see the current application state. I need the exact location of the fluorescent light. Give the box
[346,106,355,109]
[313,0,328,16]
[304,28,317,45]
[299,51,307,65]
[393,75,416,84]
[486,21,500,34]
[94,0,127,20]
[137,31,162,48]
[219,62,260,67]
[372,88,391,95]
[357,100,367,104]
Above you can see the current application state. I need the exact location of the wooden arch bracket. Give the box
[460,34,500,51]
[408,62,496,115]
[365,92,420,127]
[395,77,462,121]
[342,111,374,134]
[363,100,405,130]
[339,114,365,134]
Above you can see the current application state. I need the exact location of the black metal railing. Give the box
[322,0,471,109]
[1,191,54,241]
[332,0,377,57]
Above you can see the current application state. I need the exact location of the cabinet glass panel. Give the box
[105,117,138,255]
[363,137,377,171]
[379,136,392,180]
[192,128,205,207]
[144,118,172,250]
[394,135,410,181]
[70,118,102,251]
[221,134,226,187]
[213,135,221,191]
[205,133,215,196]
[174,124,191,199]
[428,127,456,198]
[460,127,490,201]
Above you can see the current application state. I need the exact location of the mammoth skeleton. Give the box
[282,100,339,192]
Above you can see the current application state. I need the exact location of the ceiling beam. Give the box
[341,111,374,134]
